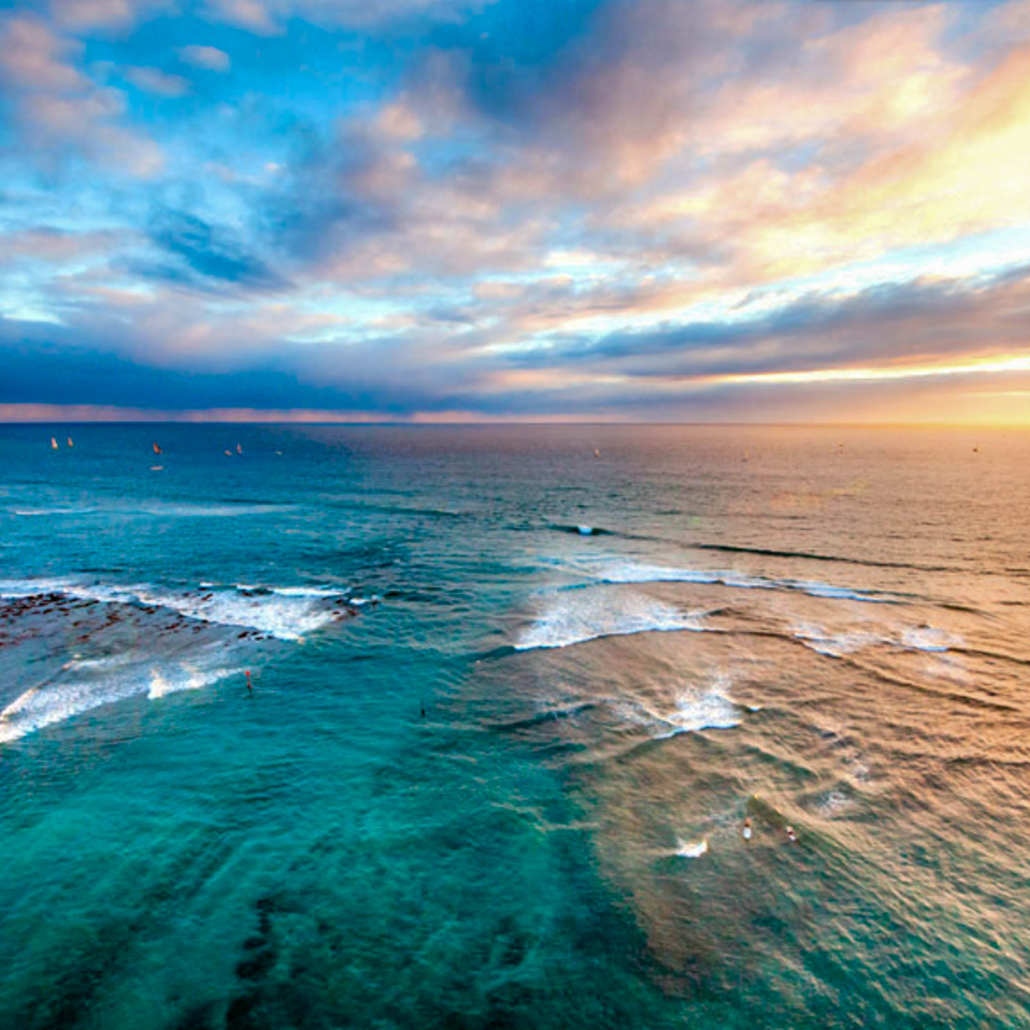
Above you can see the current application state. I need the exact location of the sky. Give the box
[1,0,1029,424]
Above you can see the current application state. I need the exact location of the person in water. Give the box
[742,818,752,841]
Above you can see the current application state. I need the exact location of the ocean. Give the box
[1,423,1028,1030]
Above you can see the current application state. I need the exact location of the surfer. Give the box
[245,670,253,693]
[742,818,752,841]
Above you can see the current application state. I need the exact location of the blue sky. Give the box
[2,0,1029,422]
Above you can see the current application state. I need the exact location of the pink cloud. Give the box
[0,228,122,264]
[176,45,231,72]
[124,65,191,96]
[49,0,140,29]
[0,16,87,92]
[204,0,279,34]
[0,15,163,177]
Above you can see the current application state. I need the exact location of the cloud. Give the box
[204,0,488,34]
[47,0,167,30]
[377,0,1025,288]
[205,0,280,34]
[142,210,289,292]
[0,15,162,177]
[0,15,88,91]
[502,265,1030,384]
[0,227,123,265]
[4,258,1028,424]
[265,107,548,284]
[176,45,231,72]
[123,65,191,96]
[4,0,1030,424]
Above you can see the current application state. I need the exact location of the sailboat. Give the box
[50,437,58,449]
[67,436,74,448]
[236,443,242,455]
[153,442,163,455]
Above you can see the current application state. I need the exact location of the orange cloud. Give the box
[746,44,1030,280]
[627,34,1030,285]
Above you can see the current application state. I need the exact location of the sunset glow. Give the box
[2,0,1029,423]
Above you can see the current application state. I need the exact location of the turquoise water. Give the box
[1,424,1029,1029]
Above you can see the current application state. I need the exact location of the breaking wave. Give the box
[611,684,743,739]
[578,558,909,604]
[0,577,360,641]
[515,587,710,651]
[0,658,241,745]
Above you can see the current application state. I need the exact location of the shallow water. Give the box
[1,424,1029,1029]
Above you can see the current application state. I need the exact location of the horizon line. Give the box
[1,419,1027,429]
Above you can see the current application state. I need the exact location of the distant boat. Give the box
[224,449,233,456]
[50,437,58,449]
[236,443,242,455]
[153,442,163,455]
[67,437,74,448]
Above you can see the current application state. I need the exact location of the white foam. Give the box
[792,621,963,657]
[571,558,895,604]
[792,623,881,657]
[0,577,78,599]
[674,839,708,858]
[0,661,240,744]
[134,586,345,640]
[147,664,241,699]
[660,688,742,737]
[0,577,354,641]
[814,789,852,816]
[7,502,288,519]
[900,626,961,653]
[62,655,127,672]
[515,588,708,651]
[613,684,742,739]
[268,585,343,598]
[131,501,290,518]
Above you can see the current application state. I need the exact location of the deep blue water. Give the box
[1,424,1029,1029]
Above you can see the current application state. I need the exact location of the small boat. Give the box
[50,437,58,449]
[67,437,74,448]
[236,443,242,455]
[153,442,163,455]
